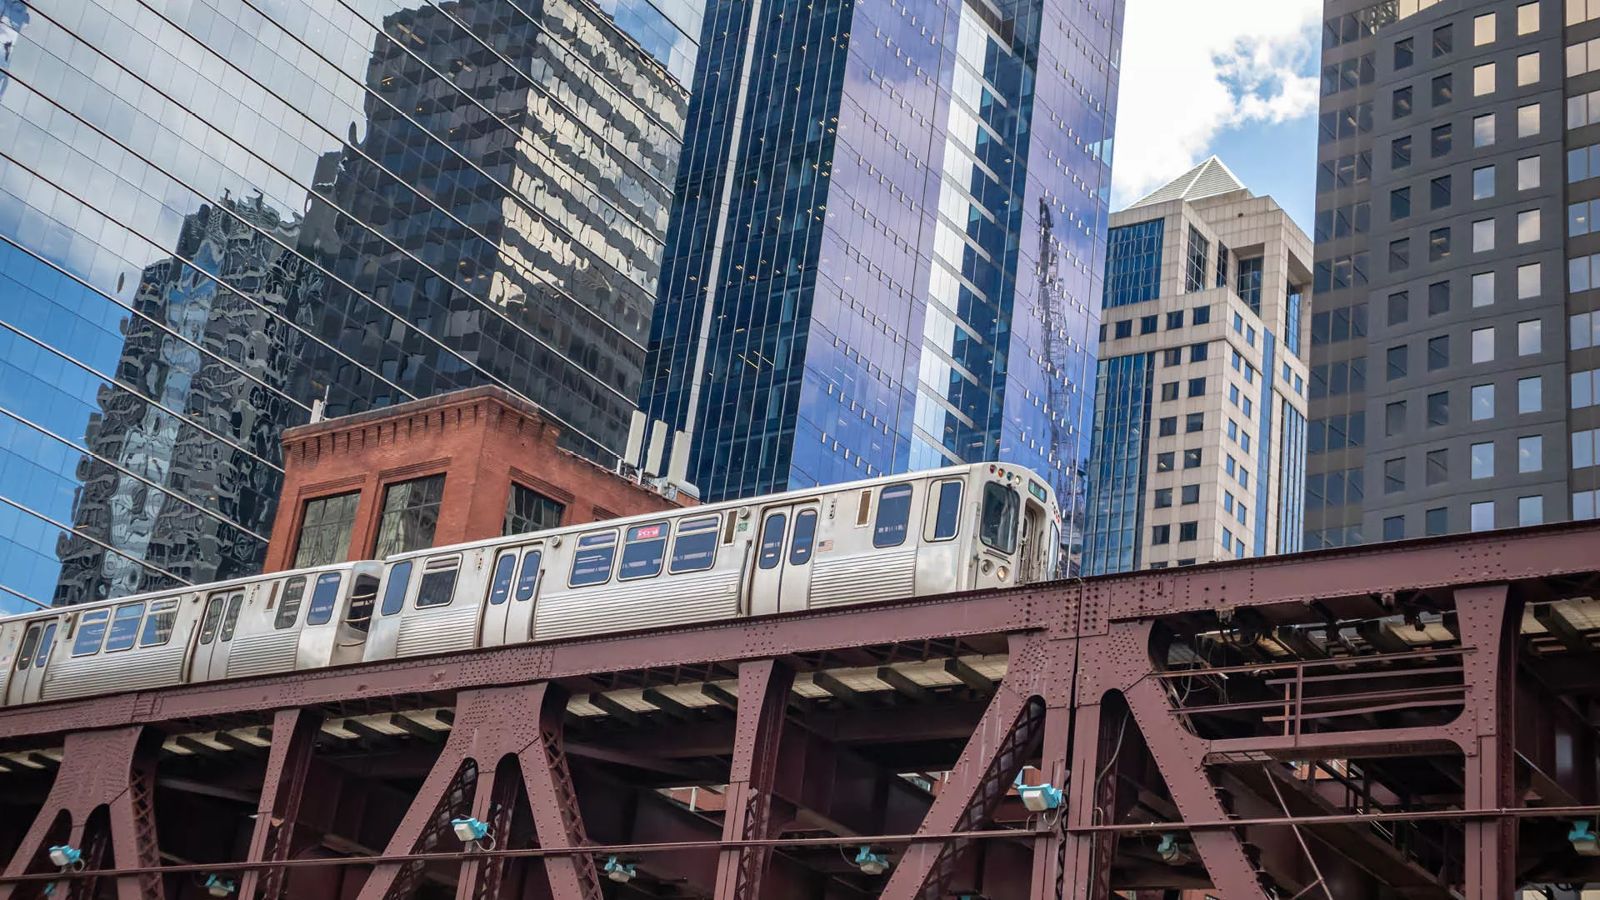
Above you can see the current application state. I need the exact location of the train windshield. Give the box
[979,483,1020,554]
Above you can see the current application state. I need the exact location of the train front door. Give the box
[748,502,820,616]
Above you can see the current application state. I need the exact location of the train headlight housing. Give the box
[450,817,490,844]
[980,559,994,575]
[47,845,81,869]
[996,565,1010,581]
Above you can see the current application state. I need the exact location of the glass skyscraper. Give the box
[0,0,700,609]
[638,0,1124,573]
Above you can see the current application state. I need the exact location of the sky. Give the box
[1110,0,1323,232]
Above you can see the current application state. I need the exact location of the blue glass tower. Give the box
[0,0,703,610]
[639,0,1124,571]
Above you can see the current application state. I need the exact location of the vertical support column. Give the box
[1454,584,1516,900]
[0,727,160,900]
[1026,702,1072,900]
[515,683,601,900]
[240,709,322,900]
[712,659,794,900]
[1060,697,1105,900]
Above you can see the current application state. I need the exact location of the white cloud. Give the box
[1111,0,1322,208]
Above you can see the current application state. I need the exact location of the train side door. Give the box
[478,549,520,646]
[5,621,56,705]
[748,502,820,616]
[187,590,242,682]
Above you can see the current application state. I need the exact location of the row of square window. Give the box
[1392,54,1540,120]
[1384,320,1546,379]
[1102,306,1212,342]
[1150,512,1249,546]
[1376,268,1542,333]
[1392,7,1541,74]
[1388,212,1542,272]
[1382,496,1545,541]
[1391,159,1541,223]
[1381,437,1547,495]
[1385,379,1546,435]
[1220,528,1247,560]
[1390,104,1541,172]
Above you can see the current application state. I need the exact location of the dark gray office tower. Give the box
[0,0,697,608]
[1308,0,1597,546]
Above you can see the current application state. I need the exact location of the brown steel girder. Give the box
[0,523,1595,899]
[355,683,601,900]
[0,727,162,900]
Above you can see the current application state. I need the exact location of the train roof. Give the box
[0,560,384,626]
[387,461,1057,564]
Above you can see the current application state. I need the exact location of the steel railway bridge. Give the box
[1,522,1599,899]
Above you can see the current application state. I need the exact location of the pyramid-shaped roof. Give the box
[1127,156,1249,210]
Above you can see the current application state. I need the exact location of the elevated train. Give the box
[0,463,1058,708]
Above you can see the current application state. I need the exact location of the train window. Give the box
[979,483,1021,554]
[74,610,111,656]
[569,532,617,587]
[669,516,719,573]
[307,573,343,624]
[789,509,818,565]
[16,625,39,671]
[380,563,413,616]
[347,576,378,632]
[198,597,225,645]
[140,602,177,647]
[488,553,517,605]
[931,481,963,541]
[856,490,872,526]
[873,485,914,548]
[33,623,55,668]
[757,513,787,570]
[514,550,541,601]
[104,603,144,653]
[275,577,307,629]
[619,523,668,580]
[416,560,458,608]
[220,594,245,641]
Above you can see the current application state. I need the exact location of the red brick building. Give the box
[262,386,689,572]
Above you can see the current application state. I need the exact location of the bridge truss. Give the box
[1,522,1599,898]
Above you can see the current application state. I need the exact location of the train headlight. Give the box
[997,565,1010,581]
[980,559,993,575]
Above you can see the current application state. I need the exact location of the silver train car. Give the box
[365,463,1060,659]
[0,463,1057,707]
[0,562,382,706]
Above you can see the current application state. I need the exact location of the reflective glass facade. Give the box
[1103,218,1163,308]
[638,0,1125,574]
[1081,352,1152,574]
[0,0,699,610]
